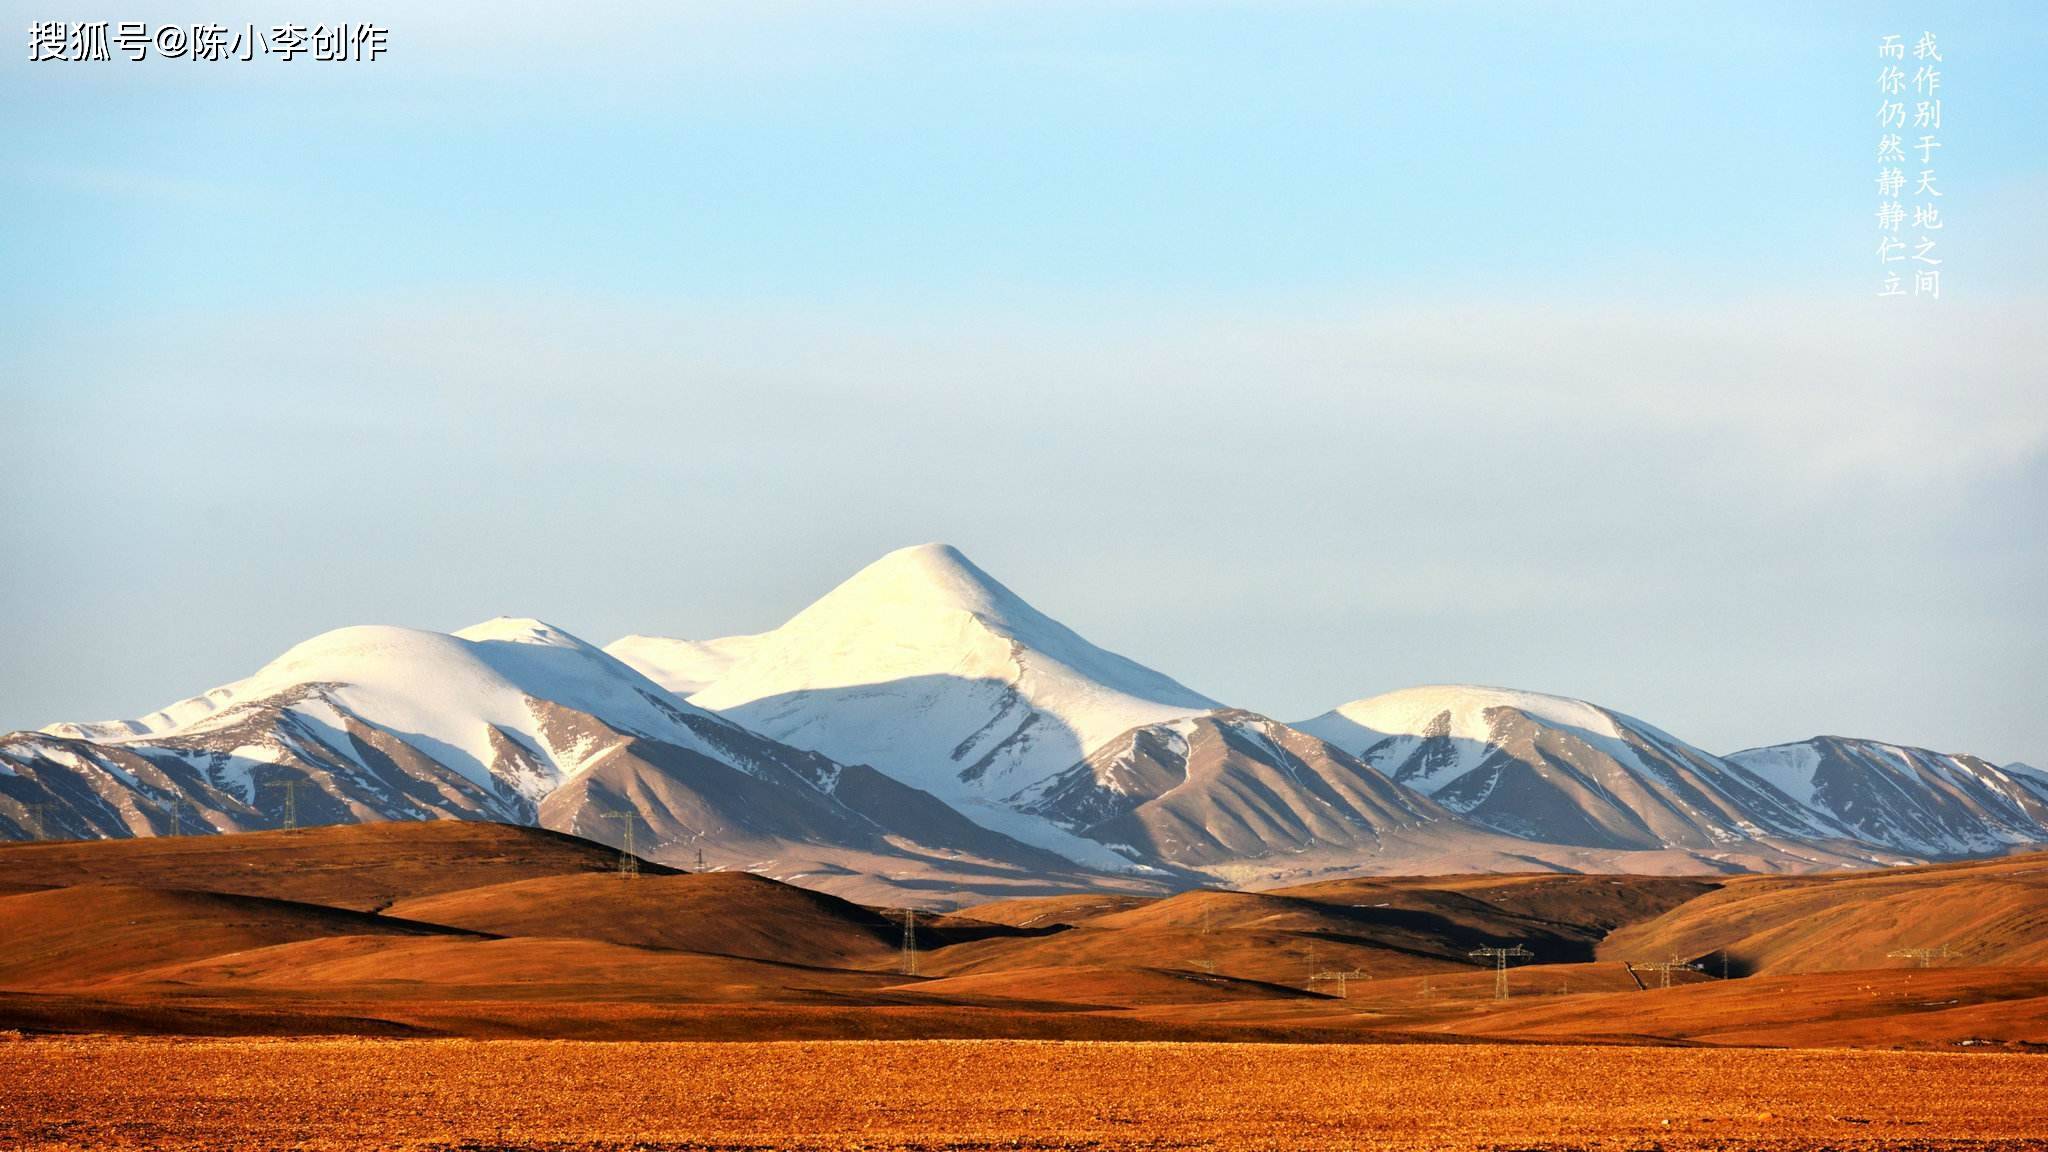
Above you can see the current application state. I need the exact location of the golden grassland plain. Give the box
[3,1036,2046,1151]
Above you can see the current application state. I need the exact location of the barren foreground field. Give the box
[4,1037,2045,1151]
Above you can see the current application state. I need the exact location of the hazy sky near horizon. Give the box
[3,2,2044,764]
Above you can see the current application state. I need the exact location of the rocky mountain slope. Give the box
[1010,709,1451,871]
[1726,737,2048,858]
[1295,686,1850,853]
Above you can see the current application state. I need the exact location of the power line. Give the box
[1469,944,1533,1001]
[1308,968,1370,999]
[1641,956,1701,990]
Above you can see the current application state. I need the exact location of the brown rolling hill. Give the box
[0,821,667,911]
[1268,871,1721,937]
[385,871,902,968]
[0,824,2041,1048]
[887,964,1319,1009]
[944,892,1154,930]
[1430,965,2048,1048]
[927,888,1523,987]
[386,871,1047,970]
[109,934,913,1004]
[0,884,463,988]
[934,874,1717,988]
[1599,853,2048,974]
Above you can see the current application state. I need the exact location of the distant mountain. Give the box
[7,544,2043,895]
[1726,737,2048,858]
[610,543,1218,867]
[0,617,1092,905]
[1295,685,1859,856]
[1010,709,1451,872]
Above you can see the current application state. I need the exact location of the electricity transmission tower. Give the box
[18,803,49,840]
[695,845,706,871]
[1643,956,1701,990]
[1187,905,1218,973]
[593,810,640,877]
[157,798,182,837]
[1888,945,1951,967]
[900,908,919,976]
[1469,944,1533,1001]
[264,781,305,829]
[1309,968,1370,999]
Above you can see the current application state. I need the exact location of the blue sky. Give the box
[3,1,2044,763]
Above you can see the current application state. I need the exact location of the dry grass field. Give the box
[3,1036,2045,1151]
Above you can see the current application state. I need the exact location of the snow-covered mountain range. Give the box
[0,613,1088,904]
[5,543,2042,897]
[1724,737,2048,859]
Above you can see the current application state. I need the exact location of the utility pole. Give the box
[1887,945,1951,968]
[594,810,640,877]
[1469,944,1533,1001]
[900,908,919,976]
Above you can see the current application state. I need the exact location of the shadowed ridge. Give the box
[0,883,473,987]
[385,869,906,968]
[0,821,673,911]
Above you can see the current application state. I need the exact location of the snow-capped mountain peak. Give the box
[454,616,590,648]
[1296,684,1839,851]
[35,622,707,802]
[717,543,1206,709]
[787,542,1019,625]
[1727,737,2048,858]
[608,544,1218,863]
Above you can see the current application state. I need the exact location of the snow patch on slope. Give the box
[1308,684,1624,746]
[1722,741,1823,808]
[608,633,765,696]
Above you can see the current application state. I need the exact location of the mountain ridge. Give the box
[7,544,2044,895]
